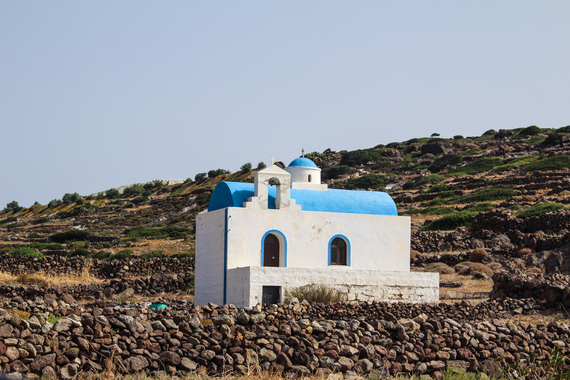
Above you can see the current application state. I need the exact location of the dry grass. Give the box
[0,259,103,287]
[439,273,494,294]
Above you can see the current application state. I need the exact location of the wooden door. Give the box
[263,234,280,267]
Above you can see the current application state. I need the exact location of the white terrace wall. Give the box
[227,267,439,308]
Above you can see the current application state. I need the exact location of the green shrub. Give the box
[68,248,90,257]
[26,242,64,250]
[4,201,23,213]
[208,169,230,178]
[459,187,515,203]
[123,225,191,240]
[464,202,494,212]
[345,174,385,190]
[451,157,503,175]
[0,216,18,224]
[406,174,446,190]
[453,135,464,139]
[132,196,149,205]
[542,132,565,147]
[90,250,111,260]
[49,230,91,243]
[62,192,82,204]
[111,249,133,260]
[240,162,252,173]
[105,188,120,199]
[515,203,565,219]
[483,129,496,136]
[423,211,477,231]
[427,184,458,193]
[287,284,347,304]
[139,250,164,259]
[12,246,44,258]
[177,251,195,259]
[428,153,463,173]
[322,165,353,179]
[257,162,266,170]
[195,173,207,182]
[339,149,384,166]
[518,125,541,137]
[48,199,62,208]
[197,193,211,207]
[522,155,570,172]
[123,184,144,197]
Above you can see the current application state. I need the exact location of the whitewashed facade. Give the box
[195,158,438,307]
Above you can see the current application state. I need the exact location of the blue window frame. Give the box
[328,235,350,266]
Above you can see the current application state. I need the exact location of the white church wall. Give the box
[227,267,439,308]
[225,206,410,271]
[195,209,227,306]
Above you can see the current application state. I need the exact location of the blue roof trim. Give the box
[288,157,318,168]
[208,182,398,215]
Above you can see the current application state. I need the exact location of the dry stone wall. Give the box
[0,296,568,379]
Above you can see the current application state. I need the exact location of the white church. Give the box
[195,156,439,308]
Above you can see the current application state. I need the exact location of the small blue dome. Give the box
[288,157,318,168]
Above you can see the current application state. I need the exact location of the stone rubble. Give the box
[0,297,568,379]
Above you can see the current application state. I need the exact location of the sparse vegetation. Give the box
[516,202,565,219]
[345,174,385,190]
[522,155,570,172]
[49,230,91,243]
[322,165,353,179]
[428,153,463,173]
[123,226,191,240]
[340,149,384,166]
[287,284,347,304]
[423,210,477,231]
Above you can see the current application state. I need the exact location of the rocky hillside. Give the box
[2,125,570,378]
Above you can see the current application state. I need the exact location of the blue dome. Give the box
[288,157,318,168]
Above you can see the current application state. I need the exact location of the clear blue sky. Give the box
[1,1,569,207]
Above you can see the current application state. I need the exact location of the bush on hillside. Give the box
[195,173,207,182]
[257,162,266,170]
[90,251,111,260]
[240,162,252,173]
[451,157,503,175]
[139,250,164,259]
[123,225,191,240]
[340,149,384,166]
[423,210,477,231]
[403,174,446,190]
[62,193,82,204]
[11,246,44,259]
[208,169,230,178]
[322,165,353,180]
[459,187,515,203]
[542,132,565,147]
[111,249,133,260]
[428,153,463,173]
[49,230,91,243]
[68,248,90,258]
[515,203,565,219]
[105,188,120,199]
[123,184,144,197]
[345,174,385,190]
[518,125,541,137]
[4,201,23,213]
[522,155,570,172]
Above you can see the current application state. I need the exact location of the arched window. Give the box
[329,235,350,266]
[261,230,287,267]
